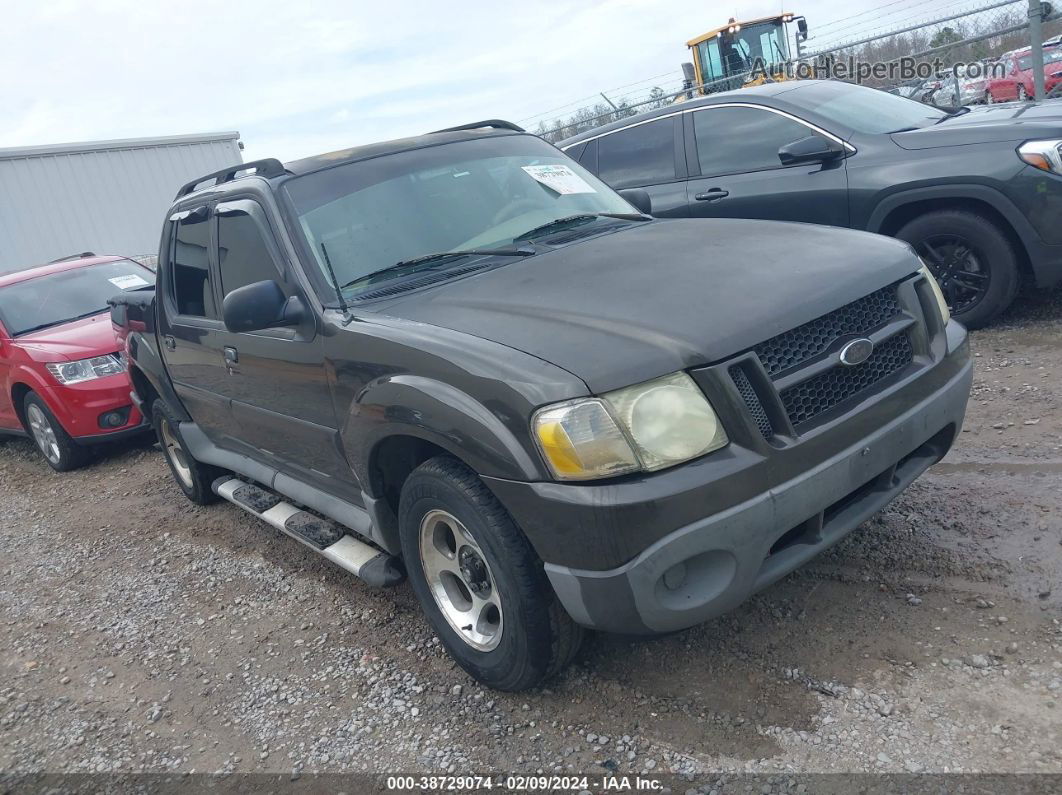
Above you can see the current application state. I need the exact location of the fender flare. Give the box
[345,374,543,491]
[865,183,1038,245]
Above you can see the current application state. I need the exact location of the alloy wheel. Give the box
[917,234,991,316]
[26,404,61,465]
[159,417,193,489]
[418,509,503,651]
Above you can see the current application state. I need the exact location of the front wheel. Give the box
[23,392,88,472]
[398,456,583,691]
[1018,84,1028,101]
[984,90,994,104]
[895,209,1019,329]
[151,401,223,504]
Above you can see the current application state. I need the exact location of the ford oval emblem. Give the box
[839,338,874,367]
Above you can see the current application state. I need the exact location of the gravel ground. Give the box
[2,291,1061,788]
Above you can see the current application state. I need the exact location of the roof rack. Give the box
[49,251,96,263]
[430,119,525,134]
[175,157,289,199]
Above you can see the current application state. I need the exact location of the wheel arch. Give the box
[348,376,547,554]
[869,188,1033,282]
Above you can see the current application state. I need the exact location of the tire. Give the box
[398,456,584,691]
[1018,84,1028,101]
[984,90,994,105]
[151,401,223,505]
[23,392,88,472]
[895,209,1020,329]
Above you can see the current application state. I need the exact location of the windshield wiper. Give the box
[14,308,108,337]
[513,212,646,242]
[935,106,971,123]
[341,246,535,289]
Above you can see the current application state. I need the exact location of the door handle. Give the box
[694,189,730,201]
[163,335,176,351]
[223,346,239,365]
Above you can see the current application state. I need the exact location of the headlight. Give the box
[532,372,728,481]
[1018,139,1062,173]
[46,354,125,385]
[917,262,950,325]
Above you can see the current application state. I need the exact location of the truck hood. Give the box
[892,102,1062,149]
[14,312,120,361]
[376,219,921,394]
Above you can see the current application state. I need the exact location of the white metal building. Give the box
[0,132,243,273]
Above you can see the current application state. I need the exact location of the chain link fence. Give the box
[527,0,1062,143]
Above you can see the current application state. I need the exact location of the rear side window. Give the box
[217,211,279,298]
[596,118,675,189]
[171,214,215,318]
[693,106,818,176]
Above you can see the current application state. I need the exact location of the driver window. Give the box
[694,107,821,176]
[217,210,285,299]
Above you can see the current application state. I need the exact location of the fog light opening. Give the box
[662,562,688,591]
[98,406,131,429]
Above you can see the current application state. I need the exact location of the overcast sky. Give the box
[2,0,967,162]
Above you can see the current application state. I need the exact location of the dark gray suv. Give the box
[559,79,1062,328]
[113,121,971,690]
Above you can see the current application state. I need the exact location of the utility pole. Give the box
[1029,0,1046,100]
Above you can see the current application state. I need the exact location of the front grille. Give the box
[753,284,902,378]
[730,366,774,440]
[725,280,922,436]
[779,333,913,426]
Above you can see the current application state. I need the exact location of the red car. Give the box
[986,47,1062,102]
[0,254,155,470]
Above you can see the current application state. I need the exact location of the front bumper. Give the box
[38,374,146,441]
[487,322,971,635]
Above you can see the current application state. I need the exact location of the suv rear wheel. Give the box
[151,401,223,505]
[895,209,1019,329]
[398,456,584,691]
[23,392,88,472]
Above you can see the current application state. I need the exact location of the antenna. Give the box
[319,242,350,317]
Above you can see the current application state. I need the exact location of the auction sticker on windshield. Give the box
[521,164,596,194]
[108,274,150,290]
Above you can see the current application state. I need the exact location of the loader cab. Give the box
[688,14,801,95]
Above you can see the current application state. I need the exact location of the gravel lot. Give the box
[2,291,1061,788]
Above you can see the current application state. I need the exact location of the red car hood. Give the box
[14,312,121,361]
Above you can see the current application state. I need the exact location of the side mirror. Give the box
[222,280,304,333]
[778,135,845,166]
[796,17,808,40]
[618,188,652,215]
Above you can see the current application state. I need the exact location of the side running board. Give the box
[212,477,404,587]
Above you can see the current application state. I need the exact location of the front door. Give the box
[210,199,353,491]
[684,105,850,227]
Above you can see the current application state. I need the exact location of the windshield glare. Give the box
[0,260,154,337]
[784,80,947,133]
[283,136,633,297]
[1018,49,1062,70]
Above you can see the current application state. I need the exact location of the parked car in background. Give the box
[888,78,926,100]
[0,254,154,470]
[559,79,1062,328]
[931,66,993,106]
[986,46,1062,102]
[112,123,969,690]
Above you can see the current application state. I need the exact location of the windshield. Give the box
[1018,49,1062,70]
[283,135,633,298]
[782,80,948,133]
[698,22,789,89]
[0,259,154,337]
